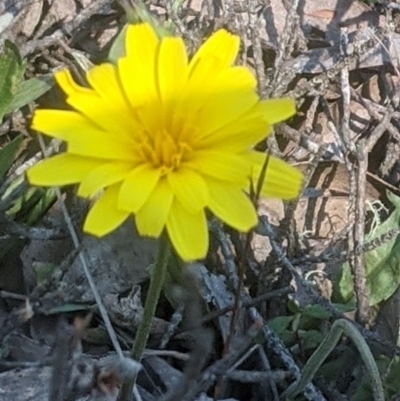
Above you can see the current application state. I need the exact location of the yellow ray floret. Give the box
[27,22,303,261]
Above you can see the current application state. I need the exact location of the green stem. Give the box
[283,319,384,401]
[117,234,170,401]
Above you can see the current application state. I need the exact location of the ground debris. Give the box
[2,0,400,400]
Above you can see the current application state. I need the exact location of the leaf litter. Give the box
[1,0,400,400]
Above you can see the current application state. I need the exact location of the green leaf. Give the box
[32,262,57,284]
[301,304,333,320]
[333,191,400,306]
[5,174,56,224]
[7,186,56,224]
[350,356,394,401]
[298,329,324,350]
[0,41,25,121]
[268,315,294,335]
[333,301,356,313]
[318,352,351,383]
[0,135,23,179]
[6,74,55,113]
[380,356,400,395]
[333,261,355,304]
[108,25,129,63]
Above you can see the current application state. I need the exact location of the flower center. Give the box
[140,130,193,175]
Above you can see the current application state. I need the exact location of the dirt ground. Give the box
[1,0,400,400]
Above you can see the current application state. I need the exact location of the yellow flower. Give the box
[27,23,302,261]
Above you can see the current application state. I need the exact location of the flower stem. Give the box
[117,233,170,401]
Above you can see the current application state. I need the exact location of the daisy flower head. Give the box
[27,23,303,261]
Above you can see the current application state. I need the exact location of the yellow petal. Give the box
[262,98,296,124]
[176,67,257,140]
[118,164,161,213]
[118,56,158,107]
[183,56,221,98]
[125,23,159,61]
[189,29,239,77]
[166,200,208,261]
[135,178,173,237]
[118,59,160,134]
[66,91,141,139]
[156,36,188,119]
[171,56,220,135]
[204,65,256,93]
[32,110,137,160]
[55,69,94,97]
[200,115,269,151]
[55,69,140,137]
[119,55,162,134]
[186,150,249,185]
[119,24,159,118]
[56,70,136,135]
[191,67,258,137]
[251,152,303,199]
[208,179,257,231]
[177,30,240,124]
[199,99,291,151]
[78,162,134,198]
[84,183,130,236]
[27,154,102,186]
[86,63,137,125]
[167,169,208,213]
